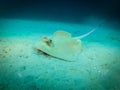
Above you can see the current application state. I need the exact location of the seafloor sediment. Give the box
[0,19,120,90]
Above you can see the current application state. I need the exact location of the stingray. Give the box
[34,29,95,61]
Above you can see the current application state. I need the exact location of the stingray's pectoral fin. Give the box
[53,30,71,37]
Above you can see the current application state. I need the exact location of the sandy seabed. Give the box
[0,19,120,90]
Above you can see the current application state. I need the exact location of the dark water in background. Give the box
[0,0,120,90]
[0,0,120,26]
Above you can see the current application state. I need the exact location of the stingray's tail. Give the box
[74,21,105,39]
[74,28,95,39]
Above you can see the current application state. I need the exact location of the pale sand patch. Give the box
[0,36,120,89]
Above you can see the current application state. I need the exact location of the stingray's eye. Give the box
[42,36,47,39]
[49,39,52,43]
[42,36,49,42]
[44,39,54,47]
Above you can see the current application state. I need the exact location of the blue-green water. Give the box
[0,18,120,90]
